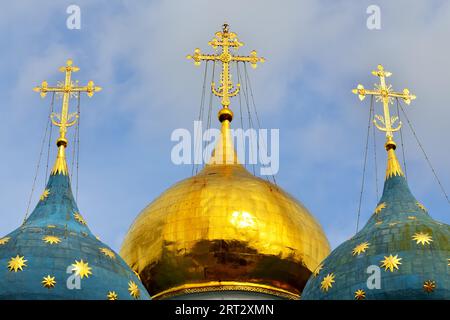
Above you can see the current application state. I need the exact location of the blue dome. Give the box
[0,173,150,300]
[302,150,449,300]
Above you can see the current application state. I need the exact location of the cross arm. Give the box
[231,51,265,68]
[387,89,416,104]
[70,81,102,97]
[208,39,242,49]
[33,81,101,98]
[187,48,220,66]
[352,85,381,101]
[33,81,64,97]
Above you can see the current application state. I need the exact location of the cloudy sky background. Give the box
[0,0,449,250]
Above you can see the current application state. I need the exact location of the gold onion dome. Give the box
[120,24,330,300]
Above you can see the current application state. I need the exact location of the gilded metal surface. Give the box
[187,24,264,119]
[352,65,416,143]
[385,148,404,179]
[320,274,335,292]
[153,281,299,300]
[354,289,366,300]
[380,254,402,272]
[121,24,329,299]
[352,64,415,177]
[121,121,330,298]
[33,59,101,176]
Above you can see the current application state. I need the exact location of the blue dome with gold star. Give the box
[302,64,449,299]
[0,59,149,300]
[0,171,150,300]
[302,152,449,299]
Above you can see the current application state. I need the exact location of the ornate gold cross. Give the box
[187,23,264,122]
[352,64,415,148]
[33,59,101,175]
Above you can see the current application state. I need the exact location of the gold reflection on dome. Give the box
[230,211,255,229]
[120,120,330,299]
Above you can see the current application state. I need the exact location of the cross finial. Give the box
[33,59,101,175]
[352,64,416,150]
[187,24,265,123]
[222,23,229,33]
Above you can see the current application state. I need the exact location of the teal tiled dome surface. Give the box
[302,174,449,300]
[0,173,150,300]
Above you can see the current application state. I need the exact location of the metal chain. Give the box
[238,63,256,175]
[372,104,379,200]
[70,97,78,180]
[44,92,55,183]
[243,63,277,185]
[75,93,81,200]
[24,93,54,223]
[204,61,215,170]
[356,96,374,233]
[236,62,245,133]
[396,98,408,180]
[192,62,208,176]
[236,62,246,169]
[397,98,450,205]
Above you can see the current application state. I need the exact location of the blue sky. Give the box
[0,0,449,251]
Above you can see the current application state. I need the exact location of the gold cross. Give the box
[33,59,101,175]
[187,23,264,122]
[352,64,415,148]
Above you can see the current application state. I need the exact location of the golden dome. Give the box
[120,120,330,299]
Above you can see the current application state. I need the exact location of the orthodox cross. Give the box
[352,64,415,149]
[187,23,264,122]
[33,59,101,175]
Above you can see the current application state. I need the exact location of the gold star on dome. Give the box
[423,280,436,293]
[380,254,402,272]
[408,216,417,220]
[43,235,61,245]
[42,275,56,288]
[412,232,433,246]
[73,212,87,225]
[71,259,92,279]
[352,242,370,256]
[320,273,335,292]
[40,189,50,201]
[107,291,118,300]
[0,237,10,245]
[313,263,323,277]
[8,255,27,272]
[416,202,427,213]
[128,281,140,299]
[99,247,116,259]
[374,202,386,215]
[354,289,366,300]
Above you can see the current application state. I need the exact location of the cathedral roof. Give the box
[302,150,449,299]
[120,24,330,299]
[0,59,149,300]
[121,119,330,299]
[301,65,450,300]
[0,173,149,300]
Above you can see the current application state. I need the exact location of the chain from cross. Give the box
[352,64,416,147]
[33,59,101,147]
[187,23,264,120]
